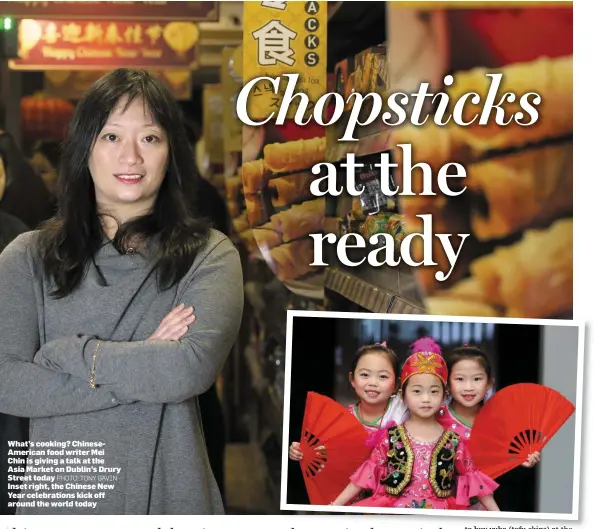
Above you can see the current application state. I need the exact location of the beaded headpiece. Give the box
[401,337,448,386]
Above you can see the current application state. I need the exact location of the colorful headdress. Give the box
[401,337,448,386]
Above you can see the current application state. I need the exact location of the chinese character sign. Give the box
[253,21,297,67]
[243,1,327,120]
[10,19,199,70]
[1,2,218,21]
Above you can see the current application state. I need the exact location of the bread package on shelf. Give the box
[238,135,328,288]
[270,199,325,243]
[394,55,572,319]
[427,218,572,318]
[239,136,326,226]
[269,239,319,282]
[268,172,318,208]
[252,222,283,250]
[447,56,572,155]
[242,159,269,194]
[424,297,500,318]
[465,143,572,241]
[245,194,267,226]
[359,212,405,242]
[469,218,572,318]
[263,137,326,173]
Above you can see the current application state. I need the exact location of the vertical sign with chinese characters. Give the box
[243,1,327,120]
[240,1,328,298]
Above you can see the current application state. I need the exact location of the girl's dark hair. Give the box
[445,345,493,380]
[38,69,210,298]
[350,343,400,381]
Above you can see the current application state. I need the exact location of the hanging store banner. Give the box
[0,2,218,21]
[9,19,198,70]
[44,70,192,100]
[240,1,328,299]
[243,0,327,120]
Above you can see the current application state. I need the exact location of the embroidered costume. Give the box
[437,405,472,439]
[345,395,409,505]
[349,423,497,509]
[346,337,498,510]
[437,404,485,510]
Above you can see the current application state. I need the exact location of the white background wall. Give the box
[538,324,581,514]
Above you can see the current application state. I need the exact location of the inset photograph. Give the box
[281,311,583,519]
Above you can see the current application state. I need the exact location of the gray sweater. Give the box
[0,229,243,514]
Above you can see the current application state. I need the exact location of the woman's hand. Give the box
[148,304,195,342]
[522,451,541,468]
[289,441,303,461]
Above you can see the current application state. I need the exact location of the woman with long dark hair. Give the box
[0,69,243,515]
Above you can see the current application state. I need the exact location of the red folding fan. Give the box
[469,383,575,479]
[299,392,371,505]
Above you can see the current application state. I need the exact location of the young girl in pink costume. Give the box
[329,338,500,511]
[289,342,408,461]
[438,345,540,509]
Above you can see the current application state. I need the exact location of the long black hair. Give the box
[39,69,210,298]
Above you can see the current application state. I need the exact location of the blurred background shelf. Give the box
[325,266,426,314]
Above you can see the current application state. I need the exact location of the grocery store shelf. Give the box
[388,290,426,315]
[326,127,392,163]
[324,266,426,314]
[326,127,573,165]
[325,267,391,312]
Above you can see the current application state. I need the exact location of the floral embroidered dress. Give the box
[348,423,498,510]
[346,396,408,504]
[437,404,472,439]
[436,404,484,510]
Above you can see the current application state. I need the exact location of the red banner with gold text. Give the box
[10,19,199,70]
[0,1,218,21]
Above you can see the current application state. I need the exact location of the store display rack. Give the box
[324,267,425,314]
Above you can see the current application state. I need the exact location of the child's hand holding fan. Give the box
[469,383,575,479]
[297,392,371,505]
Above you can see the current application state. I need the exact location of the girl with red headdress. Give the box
[328,337,500,511]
